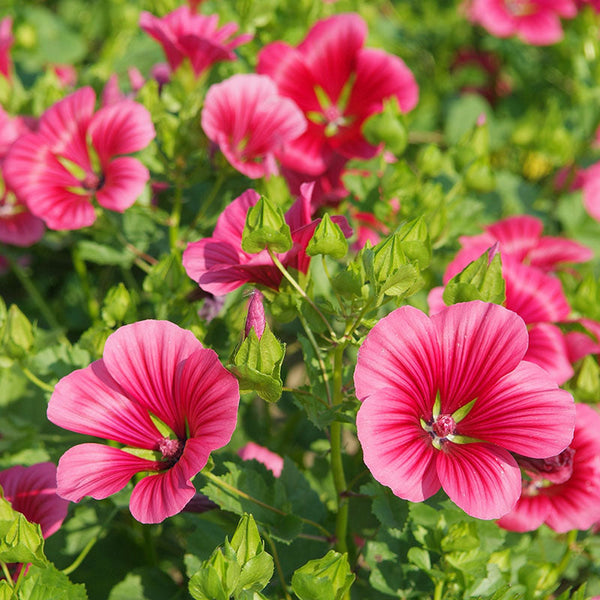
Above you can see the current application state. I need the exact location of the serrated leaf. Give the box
[75,241,134,267]
[18,564,88,600]
[360,482,408,536]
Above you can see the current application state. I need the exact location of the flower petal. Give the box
[174,347,239,446]
[496,495,552,532]
[525,323,573,385]
[48,359,160,449]
[89,100,155,163]
[0,463,68,538]
[431,301,528,414]
[356,389,440,502]
[56,443,157,502]
[460,361,575,458]
[354,305,440,415]
[436,443,521,520]
[95,157,149,212]
[102,320,202,438]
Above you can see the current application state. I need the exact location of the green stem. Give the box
[202,471,331,538]
[71,249,100,322]
[297,310,332,405]
[433,579,444,600]
[330,342,349,556]
[169,185,183,251]
[20,366,54,393]
[7,256,65,337]
[553,529,577,580]
[62,507,119,575]
[264,532,292,600]
[343,299,374,342]
[187,171,226,234]
[0,560,14,588]
[268,248,337,340]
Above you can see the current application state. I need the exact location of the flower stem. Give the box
[264,531,292,600]
[268,248,336,340]
[187,171,226,234]
[330,342,349,556]
[7,256,66,338]
[61,506,119,575]
[202,471,332,538]
[71,248,100,322]
[20,366,54,393]
[434,579,444,600]
[0,560,14,588]
[169,185,183,252]
[552,529,577,581]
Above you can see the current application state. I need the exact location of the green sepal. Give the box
[306,214,348,259]
[0,492,48,567]
[452,398,476,423]
[120,446,163,462]
[229,324,286,403]
[241,196,292,254]
[396,217,431,269]
[443,251,505,306]
[362,96,408,156]
[464,157,495,193]
[148,412,178,439]
[101,283,132,328]
[291,550,355,600]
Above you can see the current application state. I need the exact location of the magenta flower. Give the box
[0,107,45,246]
[451,215,592,273]
[565,318,600,363]
[238,442,284,478]
[497,404,600,532]
[183,185,352,295]
[139,6,251,79]
[466,0,577,45]
[47,320,239,524]
[3,87,155,231]
[245,290,266,339]
[202,74,306,179]
[0,17,13,81]
[355,301,575,520]
[257,13,418,176]
[0,462,69,538]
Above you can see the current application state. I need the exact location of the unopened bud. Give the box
[245,290,265,339]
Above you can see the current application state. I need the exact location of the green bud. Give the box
[3,304,34,359]
[292,550,355,600]
[362,97,408,156]
[443,250,505,306]
[417,144,444,177]
[101,283,132,327]
[306,214,348,259]
[464,157,495,192]
[241,196,292,254]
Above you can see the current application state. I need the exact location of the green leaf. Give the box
[108,569,181,600]
[201,461,302,543]
[360,482,408,537]
[241,196,292,254]
[291,550,355,600]
[443,251,505,306]
[0,494,47,567]
[189,564,230,600]
[306,214,348,259]
[407,547,431,571]
[75,241,134,267]
[17,563,87,600]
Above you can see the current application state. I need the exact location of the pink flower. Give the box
[581,162,600,222]
[101,68,145,107]
[0,462,69,538]
[0,107,45,246]
[565,318,600,363]
[139,7,252,79]
[201,74,307,179]
[51,64,77,88]
[451,215,592,273]
[238,442,284,478]
[0,17,13,80]
[47,320,239,524]
[257,13,418,176]
[466,0,577,45]
[355,301,575,520]
[3,87,155,230]
[497,404,600,532]
[182,185,352,295]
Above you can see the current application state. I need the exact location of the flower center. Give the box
[158,437,185,467]
[81,171,104,191]
[421,413,457,450]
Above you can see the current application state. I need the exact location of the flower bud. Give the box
[245,290,265,339]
